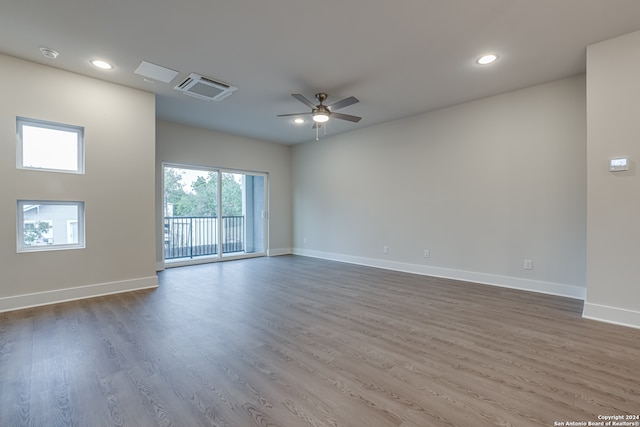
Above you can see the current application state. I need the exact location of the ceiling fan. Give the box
[277,93,362,128]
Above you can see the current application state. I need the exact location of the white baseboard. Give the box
[268,247,292,257]
[583,302,640,330]
[293,248,586,300]
[0,276,158,313]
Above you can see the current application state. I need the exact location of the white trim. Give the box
[293,248,586,300]
[0,276,158,313]
[582,302,640,330]
[268,247,292,257]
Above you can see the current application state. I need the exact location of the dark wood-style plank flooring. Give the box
[1,255,639,426]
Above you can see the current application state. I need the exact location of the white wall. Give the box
[293,76,587,299]
[584,31,640,328]
[0,54,157,311]
[155,120,292,265]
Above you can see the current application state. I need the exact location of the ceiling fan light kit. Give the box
[312,111,330,123]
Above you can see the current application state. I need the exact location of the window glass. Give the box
[17,117,84,173]
[17,201,85,252]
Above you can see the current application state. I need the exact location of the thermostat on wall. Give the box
[609,157,629,172]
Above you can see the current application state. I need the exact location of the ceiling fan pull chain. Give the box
[316,126,319,141]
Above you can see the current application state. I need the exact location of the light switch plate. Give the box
[610,157,629,172]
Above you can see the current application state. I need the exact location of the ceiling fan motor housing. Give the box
[313,94,330,122]
[315,93,328,103]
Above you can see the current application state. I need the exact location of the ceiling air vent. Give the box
[174,73,237,101]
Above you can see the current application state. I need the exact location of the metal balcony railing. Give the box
[164,216,245,260]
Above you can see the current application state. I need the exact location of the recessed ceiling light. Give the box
[293,118,305,124]
[91,59,113,70]
[476,54,498,65]
[39,47,59,59]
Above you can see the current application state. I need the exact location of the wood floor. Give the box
[1,256,639,427]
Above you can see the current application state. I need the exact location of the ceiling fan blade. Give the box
[331,112,362,123]
[328,96,359,111]
[277,112,312,117]
[292,94,317,109]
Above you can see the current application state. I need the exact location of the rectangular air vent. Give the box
[174,73,237,101]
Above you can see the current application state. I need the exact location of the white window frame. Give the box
[16,116,85,174]
[17,200,86,252]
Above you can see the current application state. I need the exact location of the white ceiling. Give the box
[2,0,640,145]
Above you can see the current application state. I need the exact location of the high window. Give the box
[17,117,84,173]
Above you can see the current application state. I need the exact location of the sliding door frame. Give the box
[161,162,269,268]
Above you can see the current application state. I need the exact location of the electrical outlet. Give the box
[524,259,533,270]
[383,245,389,254]
[424,249,430,258]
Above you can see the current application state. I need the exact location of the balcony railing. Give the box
[164,216,245,260]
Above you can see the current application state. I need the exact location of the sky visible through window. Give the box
[173,167,242,193]
[22,125,79,171]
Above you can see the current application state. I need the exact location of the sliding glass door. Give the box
[220,171,266,258]
[163,164,267,264]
